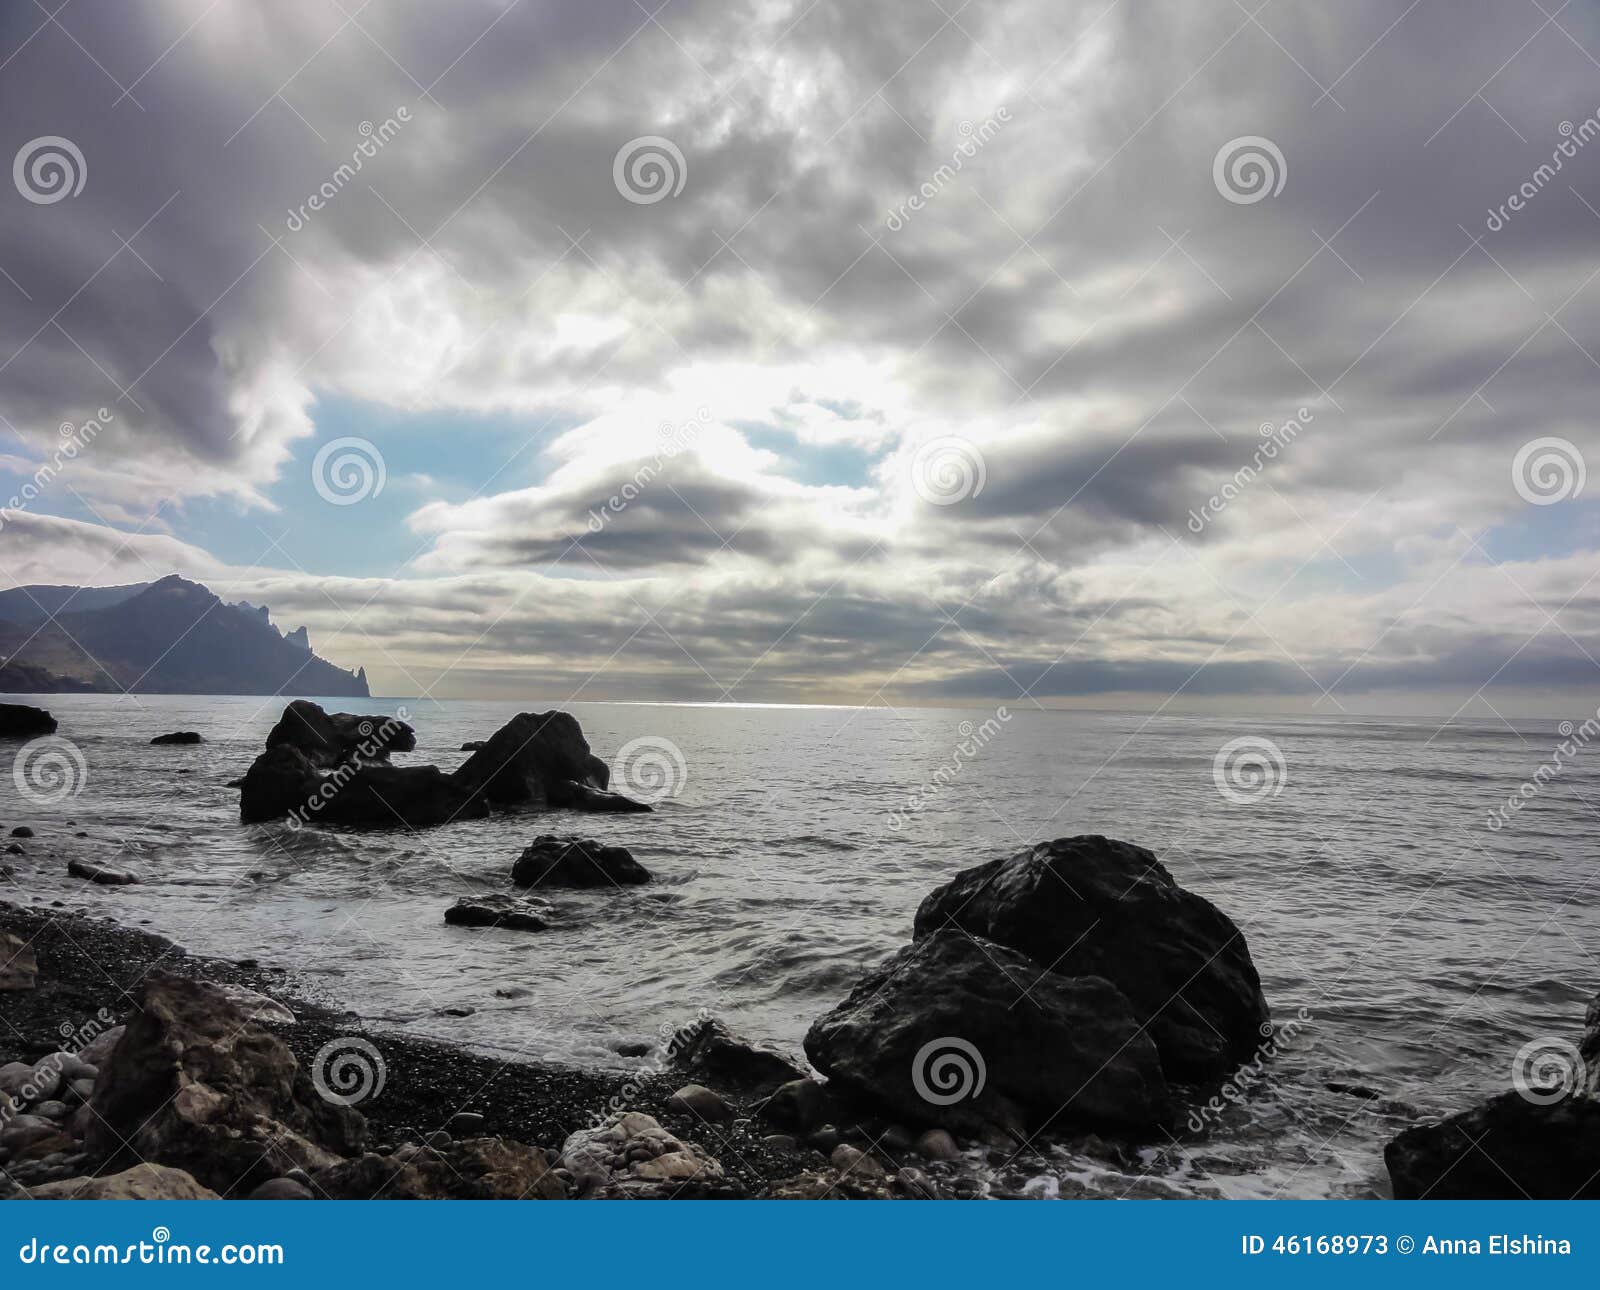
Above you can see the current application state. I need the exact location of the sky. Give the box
[0,0,1597,716]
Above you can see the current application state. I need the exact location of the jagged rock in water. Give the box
[1386,1090,1600,1199]
[238,744,486,829]
[264,699,415,768]
[914,835,1269,1084]
[444,893,556,931]
[453,711,648,812]
[150,731,203,744]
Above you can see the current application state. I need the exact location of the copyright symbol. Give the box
[1397,1235,1414,1254]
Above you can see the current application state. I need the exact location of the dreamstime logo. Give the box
[586,408,708,534]
[1486,112,1600,231]
[1212,735,1287,804]
[911,1036,986,1106]
[1212,136,1286,205]
[1511,1036,1585,1105]
[284,107,411,232]
[613,135,687,204]
[311,1036,387,1106]
[611,735,688,805]
[0,408,114,533]
[1488,708,1600,831]
[284,709,410,831]
[312,436,386,505]
[1186,1007,1314,1133]
[1186,407,1313,533]
[12,736,88,805]
[1512,436,1585,506]
[911,435,986,505]
[888,706,1011,831]
[884,107,1013,231]
[13,135,86,204]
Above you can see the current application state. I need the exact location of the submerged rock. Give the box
[150,731,203,745]
[913,835,1269,1084]
[805,930,1172,1136]
[444,893,555,931]
[453,711,648,812]
[265,699,415,768]
[67,859,140,886]
[0,704,56,738]
[511,835,651,888]
[85,973,364,1194]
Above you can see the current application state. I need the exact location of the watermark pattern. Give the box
[887,706,1011,831]
[611,735,688,805]
[13,135,86,204]
[284,710,411,830]
[1487,708,1600,830]
[1186,1007,1313,1133]
[1510,1035,1585,1105]
[1486,111,1600,231]
[312,436,387,506]
[1512,436,1585,505]
[310,1036,387,1106]
[910,1035,986,1106]
[884,108,1012,231]
[1213,136,1286,205]
[586,408,707,534]
[12,735,89,805]
[285,107,411,231]
[0,1007,116,1129]
[18,1229,283,1266]
[612,135,687,204]
[911,435,986,505]
[1212,735,1287,804]
[0,408,114,532]
[1186,407,1312,533]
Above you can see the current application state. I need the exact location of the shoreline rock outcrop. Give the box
[453,711,648,813]
[913,835,1269,1084]
[805,930,1172,1135]
[265,699,416,768]
[0,704,56,738]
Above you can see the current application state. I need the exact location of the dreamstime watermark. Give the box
[310,1036,387,1107]
[13,135,86,204]
[611,735,688,805]
[1185,1007,1313,1133]
[1487,706,1600,830]
[911,1036,987,1106]
[284,107,411,232]
[1511,1035,1586,1105]
[1213,136,1286,205]
[12,735,88,805]
[1212,735,1287,804]
[18,1228,283,1267]
[887,706,1011,831]
[0,408,115,532]
[1186,407,1312,533]
[884,107,1012,231]
[1486,111,1600,231]
[586,409,707,534]
[586,1008,711,1130]
[911,435,986,505]
[312,436,387,506]
[1512,436,1585,505]
[613,135,687,204]
[0,1006,116,1129]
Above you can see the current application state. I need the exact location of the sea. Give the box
[4,693,1598,1199]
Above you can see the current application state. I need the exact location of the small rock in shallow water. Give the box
[616,1040,650,1058]
[11,827,33,838]
[444,893,554,932]
[67,859,140,886]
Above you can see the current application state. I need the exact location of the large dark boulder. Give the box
[1386,1090,1600,1199]
[511,834,651,887]
[0,704,56,738]
[804,930,1172,1135]
[264,699,415,768]
[150,730,202,745]
[85,973,364,1195]
[238,744,487,828]
[453,711,648,812]
[914,836,1268,1084]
